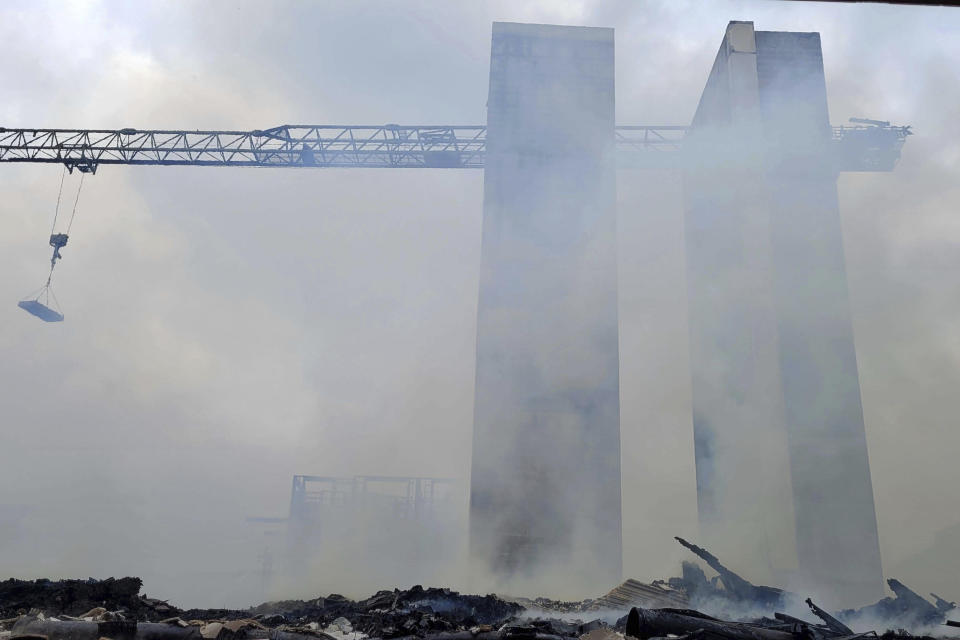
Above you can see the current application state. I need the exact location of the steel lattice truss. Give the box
[0,122,909,172]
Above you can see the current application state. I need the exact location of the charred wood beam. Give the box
[930,593,956,614]
[625,607,796,640]
[805,599,853,636]
[886,580,940,621]
[12,619,105,640]
[773,613,818,629]
[674,537,784,607]
[11,619,201,640]
[369,633,565,640]
[773,613,855,640]
[681,561,716,600]
[258,631,338,640]
[675,537,755,600]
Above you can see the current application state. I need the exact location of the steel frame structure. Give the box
[0,122,909,172]
[289,474,456,522]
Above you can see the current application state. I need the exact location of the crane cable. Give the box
[49,165,67,236]
[44,167,84,288]
[17,166,84,320]
[66,171,85,235]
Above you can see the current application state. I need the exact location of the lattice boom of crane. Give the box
[0,122,909,173]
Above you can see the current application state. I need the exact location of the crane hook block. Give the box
[49,233,68,263]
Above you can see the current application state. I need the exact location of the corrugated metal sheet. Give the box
[591,579,689,610]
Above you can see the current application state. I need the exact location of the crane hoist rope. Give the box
[18,167,85,322]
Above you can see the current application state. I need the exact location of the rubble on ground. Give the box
[0,578,177,621]
[670,537,787,611]
[839,579,953,631]
[664,536,958,634]
[246,585,523,638]
[1,538,956,640]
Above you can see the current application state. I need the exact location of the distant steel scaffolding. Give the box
[289,474,457,524]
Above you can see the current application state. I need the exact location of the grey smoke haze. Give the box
[1,0,959,608]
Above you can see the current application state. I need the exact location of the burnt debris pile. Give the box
[667,537,787,611]
[0,584,535,640]
[622,604,944,640]
[246,586,524,637]
[839,580,956,632]
[1,541,957,640]
[0,578,176,621]
[661,537,957,635]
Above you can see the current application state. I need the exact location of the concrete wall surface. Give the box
[469,21,621,597]
[683,21,883,606]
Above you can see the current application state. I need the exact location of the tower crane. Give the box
[0,120,909,173]
[0,119,910,321]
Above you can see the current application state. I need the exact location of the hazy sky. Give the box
[1,0,958,608]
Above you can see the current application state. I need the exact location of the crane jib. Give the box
[0,122,910,173]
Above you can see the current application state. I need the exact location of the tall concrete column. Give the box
[469,22,621,595]
[683,21,799,586]
[684,21,883,605]
[756,28,883,605]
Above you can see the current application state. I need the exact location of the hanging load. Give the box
[18,168,83,323]
[18,297,64,322]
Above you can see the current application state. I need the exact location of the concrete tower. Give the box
[469,22,621,594]
[684,21,883,606]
